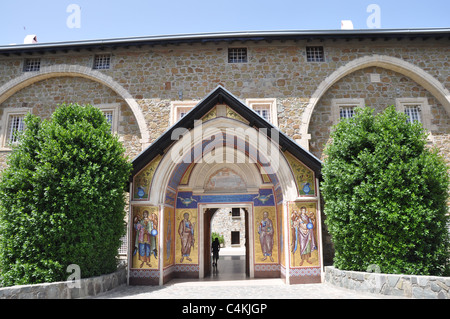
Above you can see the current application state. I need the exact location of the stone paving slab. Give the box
[89,278,406,299]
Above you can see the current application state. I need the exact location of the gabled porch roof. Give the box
[131,86,322,180]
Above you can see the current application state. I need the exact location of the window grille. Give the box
[177,107,192,121]
[118,235,127,255]
[339,106,355,119]
[231,208,240,217]
[404,105,421,123]
[7,114,25,144]
[24,58,41,72]
[103,110,114,132]
[93,54,111,70]
[228,48,247,63]
[253,104,271,122]
[306,46,324,62]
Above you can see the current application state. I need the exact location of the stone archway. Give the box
[129,86,324,285]
[0,64,149,147]
[298,55,450,150]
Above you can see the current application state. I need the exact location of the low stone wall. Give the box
[0,267,127,299]
[324,266,450,299]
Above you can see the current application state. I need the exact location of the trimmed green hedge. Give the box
[322,106,449,276]
[0,104,132,286]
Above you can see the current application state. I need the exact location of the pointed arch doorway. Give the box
[200,203,252,280]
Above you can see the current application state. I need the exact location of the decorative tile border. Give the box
[255,264,281,272]
[290,267,321,277]
[174,264,199,272]
[130,269,160,278]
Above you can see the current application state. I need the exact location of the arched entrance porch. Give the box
[128,86,324,285]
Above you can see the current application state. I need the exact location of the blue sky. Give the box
[1,0,449,45]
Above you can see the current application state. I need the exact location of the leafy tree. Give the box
[322,106,449,276]
[0,103,132,286]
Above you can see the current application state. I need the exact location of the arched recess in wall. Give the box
[298,55,450,150]
[0,64,149,148]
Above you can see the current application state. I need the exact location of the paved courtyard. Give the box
[91,277,402,299]
[91,255,404,299]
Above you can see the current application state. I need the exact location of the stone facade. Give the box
[325,266,450,299]
[0,267,126,299]
[0,29,448,286]
[0,33,448,164]
[211,208,246,248]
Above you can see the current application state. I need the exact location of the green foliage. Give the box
[322,106,449,276]
[0,104,132,286]
[211,232,225,245]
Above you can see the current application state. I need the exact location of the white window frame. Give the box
[331,98,365,125]
[228,47,248,63]
[245,98,278,126]
[93,54,112,70]
[169,101,198,126]
[395,98,436,131]
[306,46,325,62]
[0,107,32,150]
[23,58,41,72]
[95,103,120,134]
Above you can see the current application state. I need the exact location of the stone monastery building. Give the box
[0,28,448,285]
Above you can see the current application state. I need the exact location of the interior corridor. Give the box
[206,255,248,281]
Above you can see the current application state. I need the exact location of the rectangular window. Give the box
[24,58,41,72]
[231,231,240,245]
[339,106,355,119]
[93,54,111,70]
[331,99,365,125]
[306,46,324,62]
[118,234,127,255]
[231,208,241,217]
[103,110,114,132]
[7,114,25,144]
[228,48,247,63]
[395,98,434,130]
[170,101,198,126]
[96,104,120,134]
[253,104,272,122]
[404,105,422,124]
[177,107,192,121]
[246,98,278,126]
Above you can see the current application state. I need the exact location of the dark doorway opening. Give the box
[203,207,250,280]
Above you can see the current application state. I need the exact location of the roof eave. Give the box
[130,86,322,182]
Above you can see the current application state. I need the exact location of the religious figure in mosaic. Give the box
[291,207,317,266]
[178,212,195,263]
[133,210,158,268]
[258,211,274,262]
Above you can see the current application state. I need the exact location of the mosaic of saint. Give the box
[132,206,159,269]
[175,209,198,264]
[289,202,319,267]
[254,206,278,263]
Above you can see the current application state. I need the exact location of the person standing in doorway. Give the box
[211,237,220,267]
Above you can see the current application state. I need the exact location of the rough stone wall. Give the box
[0,76,142,161]
[309,66,450,160]
[0,267,126,299]
[210,208,246,248]
[0,38,448,163]
[325,266,450,299]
